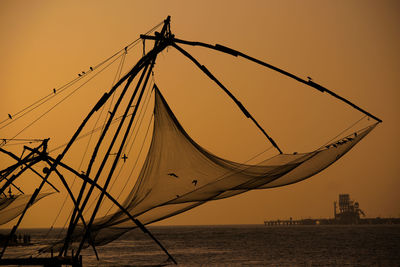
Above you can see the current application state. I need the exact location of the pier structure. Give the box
[264,194,400,226]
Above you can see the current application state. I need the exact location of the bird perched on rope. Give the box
[8,114,12,119]
[53,88,56,94]
[168,173,178,178]
[90,66,93,71]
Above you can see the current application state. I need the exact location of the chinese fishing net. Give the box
[56,85,376,248]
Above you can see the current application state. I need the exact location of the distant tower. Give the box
[337,194,362,224]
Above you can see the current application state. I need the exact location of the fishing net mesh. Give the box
[58,86,376,247]
[0,193,53,225]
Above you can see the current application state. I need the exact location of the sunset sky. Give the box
[0,0,399,228]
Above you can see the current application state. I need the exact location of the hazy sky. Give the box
[0,0,399,228]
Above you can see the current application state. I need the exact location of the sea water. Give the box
[1,225,399,266]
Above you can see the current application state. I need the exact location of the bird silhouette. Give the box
[192,179,198,186]
[82,71,85,74]
[78,73,82,77]
[90,67,93,71]
[168,173,178,178]
[53,88,56,94]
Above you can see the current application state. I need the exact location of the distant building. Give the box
[334,194,365,224]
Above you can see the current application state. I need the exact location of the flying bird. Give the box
[168,173,178,178]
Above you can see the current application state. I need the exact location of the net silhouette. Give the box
[48,85,376,249]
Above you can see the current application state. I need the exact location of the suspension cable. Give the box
[6,54,124,141]
[0,20,164,130]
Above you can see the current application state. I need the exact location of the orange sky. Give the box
[0,0,399,228]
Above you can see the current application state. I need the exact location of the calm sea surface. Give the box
[1,225,400,266]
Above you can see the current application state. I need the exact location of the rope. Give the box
[83,79,154,215]
[0,78,82,130]
[103,83,154,216]
[44,50,136,235]
[7,54,124,142]
[48,113,133,153]
[45,108,107,237]
[0,20,164,131]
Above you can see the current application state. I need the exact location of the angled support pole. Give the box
[0,147,59,193]
[0,141,61,196]
[171,42,283,154]
[45,155,178,265]
[0,157,41,195]
[59,37,169,257]
[72,16,176,264]
[0,140,51,259]
[43,160,99,260]
[169,37,382,123]
[60,70,141,257]
[75,52,156,259]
